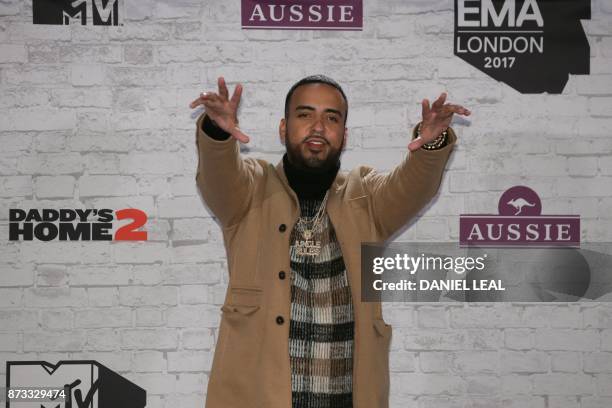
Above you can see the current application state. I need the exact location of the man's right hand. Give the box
[189,76,250,144]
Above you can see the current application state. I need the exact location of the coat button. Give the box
[276,316,284,325]
[278,271,286,280]
[278,224,286,232]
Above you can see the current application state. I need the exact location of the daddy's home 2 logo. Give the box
[460,185,580,247]
[33,0,120,26]
[6,360,146,408]
[9,208,147,241]
[241,0,363,30]
[454,0,590,93]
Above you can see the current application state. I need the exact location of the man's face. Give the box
[280,83,347,172]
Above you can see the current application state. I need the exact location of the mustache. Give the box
[303,134,329,144]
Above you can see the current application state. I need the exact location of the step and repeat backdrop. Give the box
[1,1,612,407]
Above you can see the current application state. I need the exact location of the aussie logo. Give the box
[454,0,591,93]
[459,185,580,247]
[241,0,363,30]
[9,208,147,241]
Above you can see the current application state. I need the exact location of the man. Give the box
[189,75,470,408]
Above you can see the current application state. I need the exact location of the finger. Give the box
[189,92,215,108]
[442,104,471,116]
[189,97,204,108]
[407,137,425,152]
[231,126,250,144]
[230,83,243,106]
[431,92,447,110]
[218,77,229,100]
[202,93,225,110]
[202,92,220,102]
[202,98,224,109]
[421,99,431,119]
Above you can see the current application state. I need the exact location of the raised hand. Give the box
[408,93,471,152]
[189,76,250,144]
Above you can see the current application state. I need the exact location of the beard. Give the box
[284,130,343,174]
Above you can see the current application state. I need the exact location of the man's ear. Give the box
[279,118,286,145]
[342,127,348,150]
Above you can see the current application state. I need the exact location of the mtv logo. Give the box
[6,360,146,408]
[33,0,119,26]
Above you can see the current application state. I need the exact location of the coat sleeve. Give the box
[195,113,263,228]
[363,126,457,240]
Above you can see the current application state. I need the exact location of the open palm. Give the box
[189,77,250,144]
[408,92,470,151]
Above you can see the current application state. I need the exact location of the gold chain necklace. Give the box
[293,191,329,257]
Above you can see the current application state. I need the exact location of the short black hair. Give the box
[284,75,348,125]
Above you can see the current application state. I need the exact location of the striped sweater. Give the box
[289,197,355,408]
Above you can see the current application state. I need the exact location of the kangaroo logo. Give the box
[507,197,536,215]
[498,185,541,217]
[460,185,580,247]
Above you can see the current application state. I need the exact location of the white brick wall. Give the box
[1,0,611,407]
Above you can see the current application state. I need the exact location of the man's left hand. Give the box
[408,93,471,152]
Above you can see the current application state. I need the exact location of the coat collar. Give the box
[274,159,347,218]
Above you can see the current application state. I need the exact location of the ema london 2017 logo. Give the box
[33,0,119,26]
[459,186,580,247]
[454,0,590,93]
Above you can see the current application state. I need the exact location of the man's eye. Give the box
[297,113,308,118]
[328,115,339,123]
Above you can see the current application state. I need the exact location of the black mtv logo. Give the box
[33,0,119,26]
[6,360,146,408]
[454,0,590,93]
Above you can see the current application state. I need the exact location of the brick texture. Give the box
[1,1,611,407]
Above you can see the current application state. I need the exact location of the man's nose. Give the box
[312,115,324,132]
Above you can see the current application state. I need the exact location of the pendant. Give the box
[294,238,321,257]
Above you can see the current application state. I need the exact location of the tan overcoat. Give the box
[195,113,456,408]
